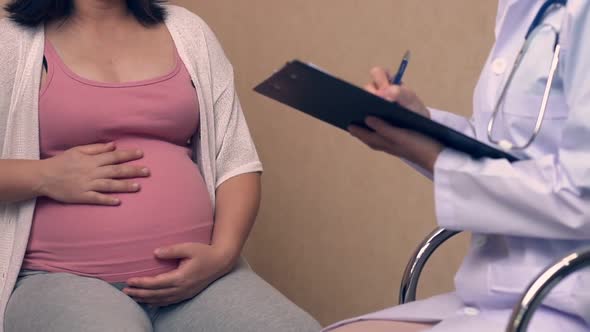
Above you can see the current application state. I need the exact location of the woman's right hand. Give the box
[36,142,150,206]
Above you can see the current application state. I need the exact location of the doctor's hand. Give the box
[348,67,443,173]
[365,67,430,118]
[123,243,233,307]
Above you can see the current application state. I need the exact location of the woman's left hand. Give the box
[349,67,444,172]
[123,243,233,307]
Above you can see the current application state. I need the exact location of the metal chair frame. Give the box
[399,227,590,332]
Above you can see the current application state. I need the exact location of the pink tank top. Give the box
[23,40,214,282]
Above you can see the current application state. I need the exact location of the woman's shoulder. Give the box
[0,18,29,75]
[165,6,210,32]
[0,18,39,57]
[1,17,25,43]
[164,5,232,72]
[0,17,40,37]
[164,5,221,44]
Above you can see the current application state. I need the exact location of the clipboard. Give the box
[254,60,519,162]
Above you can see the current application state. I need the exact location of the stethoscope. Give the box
[487,0,567,151]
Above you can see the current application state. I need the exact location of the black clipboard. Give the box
[254,60,519,162]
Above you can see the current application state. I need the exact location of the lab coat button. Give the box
[463,307,480,316]
[492,58,507,75]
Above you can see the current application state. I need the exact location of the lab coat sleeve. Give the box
[433,3,590,239]
[403,107,476,180]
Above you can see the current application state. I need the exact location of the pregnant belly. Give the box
[23,139,214,282]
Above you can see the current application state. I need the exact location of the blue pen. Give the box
[390,50,411,85]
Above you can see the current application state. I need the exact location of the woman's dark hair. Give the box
[5,0,167,27]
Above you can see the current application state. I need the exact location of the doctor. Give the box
[325,0,590,331]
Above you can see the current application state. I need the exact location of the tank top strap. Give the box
[45,38,87,79]
[40,38,62,96]
[42,38,68,80]
[43,39,60,65]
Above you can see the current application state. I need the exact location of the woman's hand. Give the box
[123,243,233,307]
[36,142,150,205]
[349,67,443,172]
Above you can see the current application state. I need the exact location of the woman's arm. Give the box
[0,160,45,202]
[211,172,262,271]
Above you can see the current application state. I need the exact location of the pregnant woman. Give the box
[0,1,320,331]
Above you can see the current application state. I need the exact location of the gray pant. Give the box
[5,260,320,332]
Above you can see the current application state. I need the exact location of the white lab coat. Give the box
[325,0,590,331]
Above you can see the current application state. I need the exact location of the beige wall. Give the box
[2,0,498,326]
[177,1,498,325]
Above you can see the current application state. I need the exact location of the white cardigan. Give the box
[0,5,263,329]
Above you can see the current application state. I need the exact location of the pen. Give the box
[390,50,411,85]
